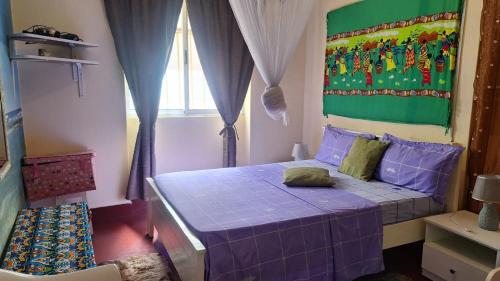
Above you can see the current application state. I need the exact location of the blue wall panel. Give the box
[0,0,26,253]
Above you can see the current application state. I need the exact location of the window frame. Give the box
[126,3,218,117]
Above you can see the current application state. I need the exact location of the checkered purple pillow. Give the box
[315,125,376,167]
[375,134,464,204]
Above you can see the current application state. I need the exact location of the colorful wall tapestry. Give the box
[323,0,463,128]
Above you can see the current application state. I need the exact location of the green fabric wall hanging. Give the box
[323,0,463,128]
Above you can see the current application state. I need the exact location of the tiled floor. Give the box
[92,201,156,263]
[91,202,429,280]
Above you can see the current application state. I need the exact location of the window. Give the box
[126,4,216,115]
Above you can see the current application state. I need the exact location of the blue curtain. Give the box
[104,0,183,200]
[187,0,254,167]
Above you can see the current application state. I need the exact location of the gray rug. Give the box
[106,253,172,281]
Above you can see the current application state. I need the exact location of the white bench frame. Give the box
[0,265,122,281]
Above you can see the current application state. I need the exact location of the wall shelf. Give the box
[9,33,99,48]
[11,55,98,65]
[10,55,98,65]
[9,32,99,97]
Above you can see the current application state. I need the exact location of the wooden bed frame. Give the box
[147,177,428,281]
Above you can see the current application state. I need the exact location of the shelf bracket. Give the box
[72,62,84,97]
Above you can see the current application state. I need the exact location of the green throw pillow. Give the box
[339,136,390,181]
[283,167,334,187]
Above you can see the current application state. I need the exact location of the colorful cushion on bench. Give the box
[1,202,96,275]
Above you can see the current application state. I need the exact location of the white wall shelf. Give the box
[9,32,99,97]
[10,54,98,65]
[9,33,99,48]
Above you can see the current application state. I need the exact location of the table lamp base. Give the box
[478,202,499,231]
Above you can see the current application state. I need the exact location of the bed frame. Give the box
[147,177,427,281]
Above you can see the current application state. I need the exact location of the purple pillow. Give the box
[315,125,376,166]
[375,134,464,204]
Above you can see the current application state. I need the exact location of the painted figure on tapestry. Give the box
[422,54,432,86]
[385,45,396,74]
[403,38,415,74]
[324,62,330,87]
[448,35,458,71]
[436,50,446,73]
[352,46,361,76]
[339,55,347,77]
[363,47,371,72]
[417,39,428,73]
[366,59,373,87]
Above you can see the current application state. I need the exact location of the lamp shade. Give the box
[292,143,309,161]
[472,175,500,203]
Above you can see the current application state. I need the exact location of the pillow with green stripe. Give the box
[339,136,390,181]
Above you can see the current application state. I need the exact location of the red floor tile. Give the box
[91,201,157,263]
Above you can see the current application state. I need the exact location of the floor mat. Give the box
[102,253,172,281]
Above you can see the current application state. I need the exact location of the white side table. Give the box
[422,210,500,281]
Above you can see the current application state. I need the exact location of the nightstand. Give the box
[422,210,500,281]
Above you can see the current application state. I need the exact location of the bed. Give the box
[147,159,448,281]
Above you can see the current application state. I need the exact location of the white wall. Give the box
[302,0,482,210]
[247,36,306,165]
[11,0,129,208]
[127,115,248,174]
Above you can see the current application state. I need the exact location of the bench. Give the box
[0,264,121,281]
[1,202,96,275]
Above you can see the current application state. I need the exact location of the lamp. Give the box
[472,175,500,231]
[292,143,309,161]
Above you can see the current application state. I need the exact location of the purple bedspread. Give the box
[155,164,384,281]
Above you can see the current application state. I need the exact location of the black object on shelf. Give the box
[22,25,81,42]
